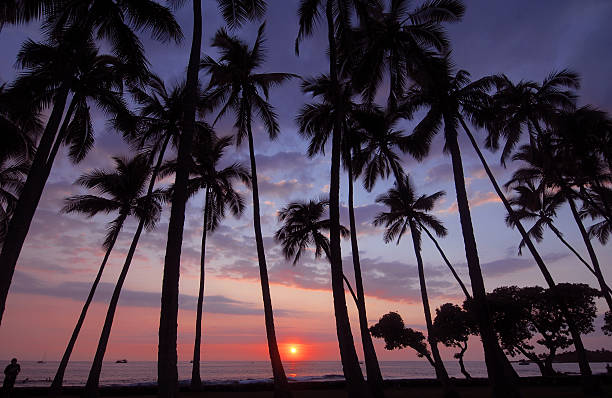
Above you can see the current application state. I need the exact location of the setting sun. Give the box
[290,346,297,354]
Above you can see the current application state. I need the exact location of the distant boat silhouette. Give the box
[518,359,529,365]
[37,352,46,363]
[115,359,128,363]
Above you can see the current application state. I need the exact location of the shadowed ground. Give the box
[9,376,612,397]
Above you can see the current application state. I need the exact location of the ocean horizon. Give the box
[6,360,609,388]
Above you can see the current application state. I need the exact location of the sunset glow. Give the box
[290,347,297,354]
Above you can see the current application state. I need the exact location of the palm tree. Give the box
[83,154,166,398]
[199,24,294,398]
[507,139,612,313]
[29,0,182,71]
[373,175,455,396]
[50,74,188,395]
[454,74,597,390]
[296,74,384,395]
[350,0,465,109]
[186,135,250,389]
[157,2,268,394]
[296,1,375,394]
[0,84,34,245]
[403,56,521,396]
[506,180,612,294]
[0,30,134,325]
[274,198,358,304]
[486,70,580,164]
[349,105,470,297]
[50,154,161,394]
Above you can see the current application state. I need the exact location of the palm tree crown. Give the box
[62,154,164,249]
[374,175,446,246]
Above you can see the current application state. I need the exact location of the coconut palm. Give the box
[506,180,612,294]
[350,105,469,297]
[82,154,166,397]
[0,84,35,245]
[199,24,295,398]
[50,154,162,395]
[0,30,134,326]
[403,55,521,395]
[373,175,455,396]
[486,70,580,164]
[296,1,376,394]
[32,0,182,71]
[274,198,358,304]
[186,135,250,389]
[350,0,465,109]
[456,76,597,390]
[49,74,189,395]
[507,138,612,313]
[157,1,268,395]
[297,74,384,394]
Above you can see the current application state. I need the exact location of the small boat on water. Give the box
[518,359,529,365]
[115,359,128,364]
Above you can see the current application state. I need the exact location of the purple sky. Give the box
[0,0,611,362]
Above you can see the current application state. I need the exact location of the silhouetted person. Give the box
[2,358,20,397]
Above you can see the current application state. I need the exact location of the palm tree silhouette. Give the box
[157,2,268,395]
[200,24,295,398]
[487,70,580,164]
[373,175,455,396]
[51,155,162,394]
[460,73,597,390]
[50,74,188,395]
[185,135,250,389]
[350,105,470,298]
[297,74,384,394]
[0,84,34,244]
[82,154,166,397]
[274,198,358,304]
[0,30,134,325]
[507,138,612,313]
[506,180,611,294]
[403,55,520,395]
[350,0,465,109]
[296,1,374,394]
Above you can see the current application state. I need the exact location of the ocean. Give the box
[6,360,609,387]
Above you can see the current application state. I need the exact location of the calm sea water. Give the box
[6,360,609,387]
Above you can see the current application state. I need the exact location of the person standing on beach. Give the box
[2,358,20,397]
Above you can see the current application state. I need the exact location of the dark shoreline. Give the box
[10,375,611,396]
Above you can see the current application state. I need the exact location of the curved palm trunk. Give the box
[158,0,201,396]
[191,188,210,390]
[416,220,471,299]
[85,136,169,397]
[49,214,124,395]
[458,117,597,393]
[547,223,612,295]
[408,221,454,396]
[84,218,145,397]
[347,162,384,398]
[325,2,368,397]
[321,244,362,308]
[566,195,612,311]
[0,87,69,325]
[246,120,291,398]
[444,118,520,398]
